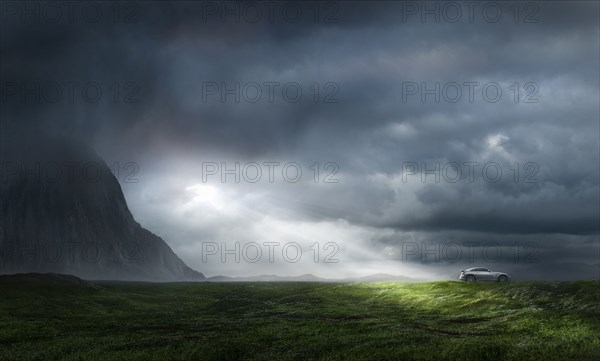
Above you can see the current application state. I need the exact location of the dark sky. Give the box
[2,1,599,279]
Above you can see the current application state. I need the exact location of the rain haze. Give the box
[2,1,599,280]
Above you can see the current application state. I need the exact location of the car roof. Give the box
[465,267,488,271]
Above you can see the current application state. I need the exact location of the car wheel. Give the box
[498,275,508,282]
[466,275,476,283]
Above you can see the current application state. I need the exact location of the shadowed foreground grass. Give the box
[0,276,598,360]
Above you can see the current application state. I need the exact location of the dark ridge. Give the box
[0,134,204,281]
[0,272,99,290]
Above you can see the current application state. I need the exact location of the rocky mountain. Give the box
[0,135,203,281]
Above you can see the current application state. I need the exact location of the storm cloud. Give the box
[2,1,599,279]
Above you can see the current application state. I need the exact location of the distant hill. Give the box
[0,273,99,291]
[206,273,417,283]
[511,263,600,281]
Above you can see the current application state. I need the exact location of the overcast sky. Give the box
[2,1,599,279]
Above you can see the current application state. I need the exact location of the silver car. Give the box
[459,267,511,283]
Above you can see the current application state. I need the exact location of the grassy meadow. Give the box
[0,276,598,360]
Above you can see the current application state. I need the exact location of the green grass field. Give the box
[0,276,598,360]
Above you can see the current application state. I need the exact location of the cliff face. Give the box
[0,136,203,281]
